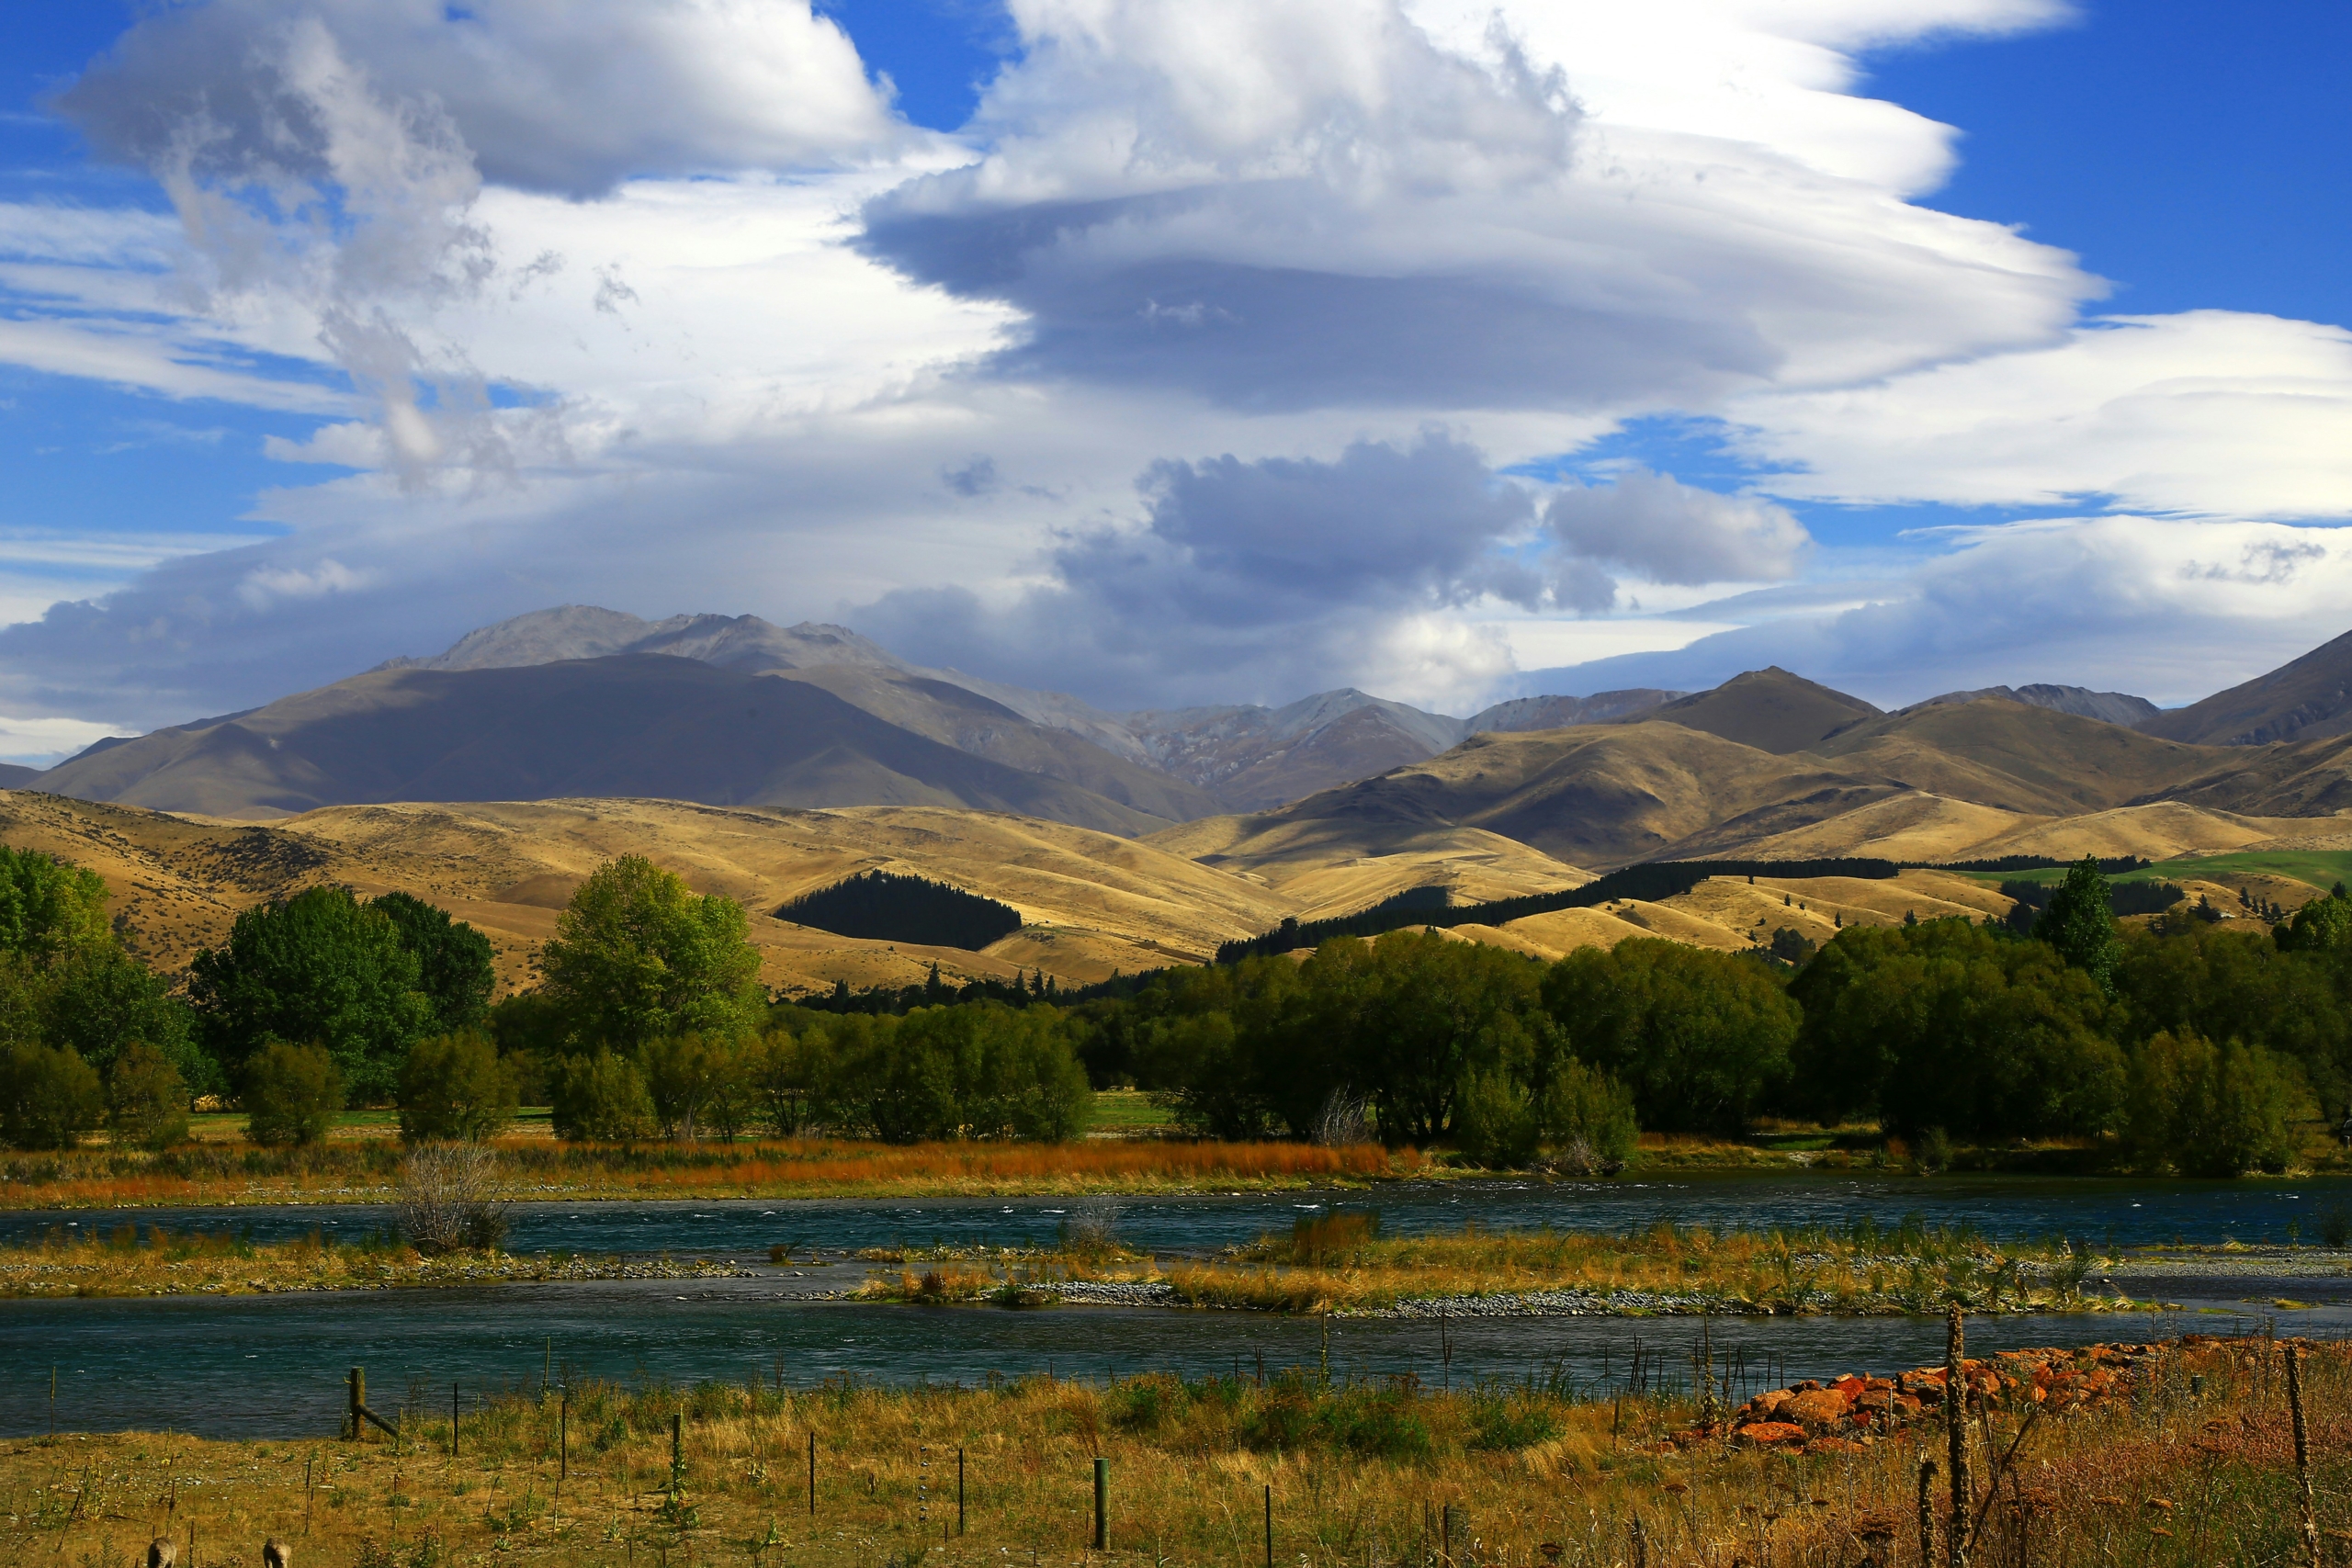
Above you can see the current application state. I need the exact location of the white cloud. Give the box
[1546,468,1811,587]
[1738,311,2352,519]
[238,558,372,610]
[59,0,910,199]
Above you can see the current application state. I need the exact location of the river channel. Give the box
[6,1174,2349,1438]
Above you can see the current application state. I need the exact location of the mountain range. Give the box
[20,605,2352,884]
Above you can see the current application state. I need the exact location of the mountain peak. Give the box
[1636,667,1880,754]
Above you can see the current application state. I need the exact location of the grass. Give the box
[0,1224,752,1298]
[0,1137,1410,1210]
[857,1215,2125,1317]
[1971,849,2352,893]
[1084,1089,1182,1135]
[6,1336,2336,1567]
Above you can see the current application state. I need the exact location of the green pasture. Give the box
[1958,848,2352,891]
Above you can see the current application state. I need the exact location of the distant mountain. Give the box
[36,656,1189,833]
[0,763,42,789]
[1122,690,1470,813]
[2136,627,2352,747]
[1463,689,1683,734]
[1910,683,2158,728]
[1631,668,1880,754]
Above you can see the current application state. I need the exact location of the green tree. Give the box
[241,1041,345,1148]
[640,1032,753,1141]
[537,857,764,1052]
[397,1031,521,1142]
[1791,919,2123,1140]
[1542,939,1797,1134]
[2113,922,2352,1122]
[45,945,199,1083]
[188,886,435,1102]
[2125,1031,2309,1177]
[106,1039,190,1151]
[2276,887,2352,954]
[0,844,110,960]
[2035,857,2121,996]
[550,1050,656,1142]
[372,893,497,1034]
[744,1026,832,1136]
[0,1042,104,1148]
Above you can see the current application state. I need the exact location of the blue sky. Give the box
[0,0,2345,758]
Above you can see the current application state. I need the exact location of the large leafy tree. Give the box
[537,856,764,1052]
[1543,938,1798,1134]
[372,891,496,1034]
[0,845,110,960]
[1791,918,2122,1138]
[0,845,199,1092]
[188,886,436,1101]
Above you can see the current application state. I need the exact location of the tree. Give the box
[0,845,110,961]
[550,1050,656,1141]
[397,1031,520,1142]
[2035,857,2121,996]
[537,857,764,1052]
[0,1042,103,1149]
[2114,922,2352,1123]
[107,1040,190,1151]
[241,1042,345,1148]
[45,945,200,1084]
[640,1032,752,1141]
[1543,939,1798,1134]
[372,893,496,1034]
[2125,1031,2309,1177]
[188,886,435,1102]
[2276,887,2352,954]
[1791,919,2123,1140]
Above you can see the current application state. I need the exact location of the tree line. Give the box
[4,843,2349,1177]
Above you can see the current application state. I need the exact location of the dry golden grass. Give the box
[855,1216,2114,1319]
[0,1224,747,1299]
[0,1137,1410,1210]
[7,1337,2336,1567]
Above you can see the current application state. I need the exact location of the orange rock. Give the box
[1736,1421,1806,1446]
[1784,1389,1852,1428]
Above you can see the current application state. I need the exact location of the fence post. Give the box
[1092,1458,1107,1551]
[452,1382,460,1459]
[808,1430,817,1516]
[1945,1305,1968,1568]
[560,1386,569,1482]
[347,1369,364,1443]
[957,1446,966,1537]
[1264,1483,1273,1568]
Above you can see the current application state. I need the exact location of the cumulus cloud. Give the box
[56,0,907,199]
[1545,468,1810,585]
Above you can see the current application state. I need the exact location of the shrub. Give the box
[640,1032,752,1141]
[551,1049,656,1141]
[397,1142,508,1254]
[106,1039,189,1151]
[397,1031,520,1143]
[0,1042,104,1149]
[243,1041,345,1148]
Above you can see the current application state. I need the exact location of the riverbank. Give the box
[4,1334,2333,1567]
[0,1137,1406,1209]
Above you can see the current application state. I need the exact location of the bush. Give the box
[551,1049,656,1141]
[397,1031,520,1143]
[397,1142,508,1254]
[243,1041,345,1148]
[106,1039,189,1151]
[0,1042,104,1149]
[1543,938,1797,1134]
[640,1032,752,1141]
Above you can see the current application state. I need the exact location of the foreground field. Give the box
[6,1335,2333,1566]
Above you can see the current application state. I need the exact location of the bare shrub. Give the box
[1058,1196,1123,1254]
[1311,1087,1374,1147]
[397,1143,508,1255]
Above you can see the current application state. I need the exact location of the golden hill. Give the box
[0,792,1295,996]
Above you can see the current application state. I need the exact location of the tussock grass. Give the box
[0,1137,1408,1210]
[6,1337,2337,1566]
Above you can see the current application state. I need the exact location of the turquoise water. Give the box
[6,1174,2346,1439]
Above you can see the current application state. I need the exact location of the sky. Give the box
[0,0,2346,762]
